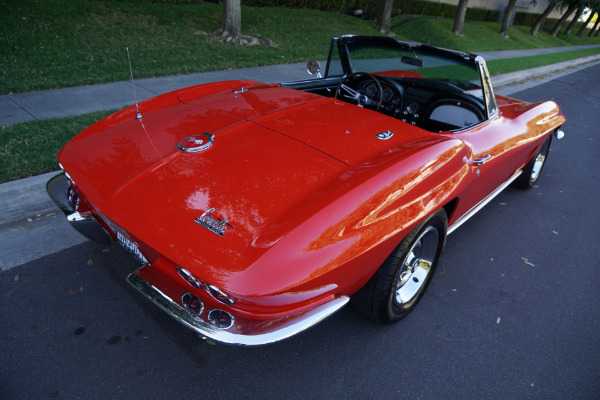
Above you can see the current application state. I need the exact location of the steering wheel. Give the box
[334,72,383,112]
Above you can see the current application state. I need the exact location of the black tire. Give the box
[352,209,447,324]
[514,134,553,189]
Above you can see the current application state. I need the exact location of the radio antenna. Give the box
[126,47,142,120]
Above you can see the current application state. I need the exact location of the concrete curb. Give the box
[492,54,600,92]
[2,55,599,226]
[0,171,60,225]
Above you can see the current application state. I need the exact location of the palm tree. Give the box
[500,0,519,37]
[221,0,241,44]
[453,0,470,36]
[530,0,559,36]
[564,3,586,35]
[550,1,581,37]
[376,0,394,34]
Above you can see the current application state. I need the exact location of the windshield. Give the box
[333,37,482,92]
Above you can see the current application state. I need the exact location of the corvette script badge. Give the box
[194,208,233,237]
[178,133,214,153]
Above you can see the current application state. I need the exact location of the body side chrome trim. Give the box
[448,170,522,235]
[127,272,349,346]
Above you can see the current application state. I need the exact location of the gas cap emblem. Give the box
[178,133,214,153]
[376,130,394,140]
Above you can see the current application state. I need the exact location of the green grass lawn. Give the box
[0,110,114,183]
[390,15,600,51]
[1,0,377,94]
[2,0,600,94]
[2,0,600,183]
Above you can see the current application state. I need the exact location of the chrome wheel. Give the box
[514,134,553,190]
[530,153,545,181]
[530,139,550,182]
[394,226,439,305]
[351,209,447,323]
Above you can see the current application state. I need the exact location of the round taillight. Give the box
[176,267,203,289]
[66,186,80,210]
[208,309,235,329]
[181,293,204,315]
[204,284,235,305]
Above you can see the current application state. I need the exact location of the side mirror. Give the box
[306,60,322,78]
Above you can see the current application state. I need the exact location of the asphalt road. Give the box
[1,64,599,400]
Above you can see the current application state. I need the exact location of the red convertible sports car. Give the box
[47,35,565,345]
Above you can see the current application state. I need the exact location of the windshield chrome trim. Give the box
[475,56,498,119]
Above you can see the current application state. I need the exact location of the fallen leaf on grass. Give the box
[27,218,33,222]
[87,258,93,266]
[496,317,501,324]
[14,274,20,282]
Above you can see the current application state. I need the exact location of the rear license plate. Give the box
[115,230,149,265]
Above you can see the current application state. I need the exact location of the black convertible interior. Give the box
[282,72,487,133]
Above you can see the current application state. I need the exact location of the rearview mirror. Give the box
[401,56,423,68]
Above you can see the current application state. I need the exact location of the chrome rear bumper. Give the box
[46,173,112,245]
[127,266,349,346]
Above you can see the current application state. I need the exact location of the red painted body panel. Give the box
[51,40,566,344]
[59,83,470,304]
[443,96,565,221]
[58,82,564,306]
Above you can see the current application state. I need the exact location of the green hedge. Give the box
[512,11,582,29]
[242,0,377,14]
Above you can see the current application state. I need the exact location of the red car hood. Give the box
[59,83,447,292]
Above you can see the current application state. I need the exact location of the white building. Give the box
[428,0,572,21]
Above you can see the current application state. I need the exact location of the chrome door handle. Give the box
[470,154,491,166]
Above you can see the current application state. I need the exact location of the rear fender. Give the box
[236,137,473,297]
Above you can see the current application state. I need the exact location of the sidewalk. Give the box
[2,44,600,126]
[1,44,600,227]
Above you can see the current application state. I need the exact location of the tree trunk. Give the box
[564,5,585,36]
[221,0,241,44]
[500,0,518,37]
[530,1,556,36]
[453,0,469,36]
[588,16,600,37]
[376,0,394,34]
[577,10,596,37]
[550,2,578,37]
